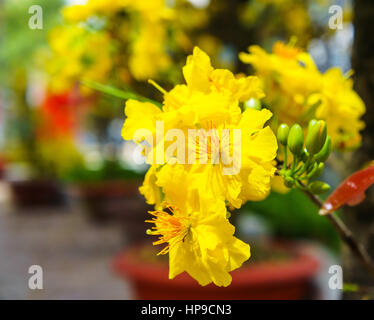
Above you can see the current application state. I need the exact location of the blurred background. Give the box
[0,0,373,299]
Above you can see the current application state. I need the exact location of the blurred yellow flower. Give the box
[62,0,128,22]
[46,25,113,94]
[240,41,365,150]
[36,138,83,179]
[62,0,173,81]
[128,21,171,80]
[312,68,365,149]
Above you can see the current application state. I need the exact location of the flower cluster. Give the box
[45,25,113,93]
[62,0,173,82]
[277,120,332,194]
[122,47,278,286]
[239,41,366,150]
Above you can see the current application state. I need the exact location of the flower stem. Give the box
[283,146,288,170]
[299,180,374,277]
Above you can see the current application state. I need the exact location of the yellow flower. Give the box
[61,0,173,81]
[46,25,113,94]
[36,138,83,179]
[121,100,162,141]
[62,0,128,22]
[62,5,93,22]
[122,47,277,208]
[128,0,174,22]
[121,47,278,287]
[183,47,265,101]
[146,165,250,287]
[128,21,171,81]
[239,41,316,78]
[272,41,301,60]
[187,107,277,208]
[139,165,164,208]
[240,41,365,150]
[313,68,365,149]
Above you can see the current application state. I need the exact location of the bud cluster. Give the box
[277,120,332,194]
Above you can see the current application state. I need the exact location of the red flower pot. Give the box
[113,243,319,300]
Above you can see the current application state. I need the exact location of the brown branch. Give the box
[300,182,374,277]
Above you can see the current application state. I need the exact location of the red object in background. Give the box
[113,243,319,300]
[320,165,374,215]
[38,91,79,139]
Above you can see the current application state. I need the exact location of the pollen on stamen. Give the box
[145,207,189,255]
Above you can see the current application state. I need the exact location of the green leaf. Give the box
[80,79,162,107]
[343,283,360,293]
[242,188,340,252]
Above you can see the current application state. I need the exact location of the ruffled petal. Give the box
[239,108,273,133]
[121,99,162,141]
[182,47,213,93]
[210,69,265,101]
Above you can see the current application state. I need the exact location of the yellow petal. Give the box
[156,164,191,210]
[139,166,163,207]
[271,175,291,194]
[226,237,251,271]
[210,69,265,101]
[163,84,189,111]
[183,47,213,93]
[244,126,278,163]
[240,163,275,201]
[180,91,240,127]
[239,108,273,133]
[121,100,161,141]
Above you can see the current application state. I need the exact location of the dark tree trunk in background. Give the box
[344,0,374,299]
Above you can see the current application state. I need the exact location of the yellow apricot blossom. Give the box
[239,41,365,149]
[146,164,250,287]
[122,47,278,209]
[187,108,277,208]
[121,47,277,287]
[311,68,365,149]
[128,21,171,80]
[46,25,113,93]
[62,0,126,22]
[62,0,173,81]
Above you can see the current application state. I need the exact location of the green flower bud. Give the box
[306,162,318,175]
[244,98,261,110]
[287,124,304,155]
[284,176,295,188]
[308,162,324,179]
[308,181,330,194]
[301,149,309,163]
[277,124,289,146]
[305,120,327,155]
[314,136,332,163]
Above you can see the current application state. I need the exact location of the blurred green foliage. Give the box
[63,160,145,183]
[243,189,341,252]
[0,0,63,82]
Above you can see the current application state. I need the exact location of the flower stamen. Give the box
[145,206,190,255]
